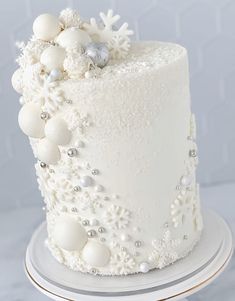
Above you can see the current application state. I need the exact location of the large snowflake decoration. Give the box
[83,10,133,59]
[151,230,181,269]
[59,8,83,29]
[110,249,136,275]
[103,204,131,230]
[171,189,194,228]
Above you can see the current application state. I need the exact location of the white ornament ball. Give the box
[139,262,150,273]
[18,103,45,138]
[82,241,110,267]
[54,217,87,251]
[40,46,66,71]
[80,176,93,187]
[12,69,23,94]
[56,28,91,49]
[33,14,61,41]
[37,138,61,165]
[45,117,71,146]
[180,175,192,187]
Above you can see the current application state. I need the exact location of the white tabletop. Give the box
[1,183,235,301]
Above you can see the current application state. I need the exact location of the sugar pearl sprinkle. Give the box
[73,186,81,192]
[91,169,99,175]
[189,149,197,157]
[40,111,50,120]
[87,229,97,237]
[67,148,78,157]
[135,240,142,248]
[98,227,105,233]
[40,162,47,168]
[82,219,90,226]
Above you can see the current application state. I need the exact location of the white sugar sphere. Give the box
[40,46,66,71]
[82,241,110,267]
[37,138,61,165]
[56,28,91,49]
[139,262,150,273]
[18,103,45,138]
[12,68,23,94]
[54,217,87,251]
[45,117,71,145]
[33,14,61,41]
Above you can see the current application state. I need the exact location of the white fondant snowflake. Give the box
[16,39,50,68]
[64,107,92,133]
[83,10,133,59]
[192,185,203,231]
[171,190,194,228]
[151,230,181,269]
[110,250,136,275]
[53,178,76,203]
[59,8,83,28]
[104,204,131,230]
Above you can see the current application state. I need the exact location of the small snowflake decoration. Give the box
[59,8,83,28]
[104,204,131,230]
[64,107,92,133]
[110,249,136,275]
[53,178,76,203]
[84,10,134,59]
[151,230,181,269]
[171,190,194,228]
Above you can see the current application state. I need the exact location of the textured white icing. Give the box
[14,20,203,275]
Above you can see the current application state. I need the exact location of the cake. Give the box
[12,9,203,276]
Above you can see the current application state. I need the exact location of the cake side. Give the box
[12,9,203,276]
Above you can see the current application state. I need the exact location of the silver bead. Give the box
[164,222,169,228]
[91,169,99,176]
[80,176,93,187]
[189,149,197,157]
[98,226,105,233]
[90,268,97,274]
[73,186,81,192]
[135,240,142,248]
[183,235,188,240]
[40,112,50,120]
[65,99,72,104]
[40,162,47,168]
[67,148,78,157]
[82,219,90,226]
[71,207,78,212]
[100,237,106,242]
[85,42,109,68]
[87,229,97,237]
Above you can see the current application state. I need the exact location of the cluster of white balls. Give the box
[54,216,111,268]
[18,102,71,165]
[33,14,109,78]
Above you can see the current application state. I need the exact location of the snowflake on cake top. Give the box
[110,249,136,275]
[59,8,83,29]
[104,204,131,230]
[84,9,133,59]
[150,230,181,269]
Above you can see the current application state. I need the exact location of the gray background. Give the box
[1,0,235,210]
[1,1,235,300]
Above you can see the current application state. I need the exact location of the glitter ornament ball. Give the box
[56,28,91,49]
[33,14,61,41]
[82,241,111,267]
[85,43,109,68]
[45,117,71,146]
[54,217,87,251]
[40,46,66,71]
[18,103,45,138]
[37,138,61,165]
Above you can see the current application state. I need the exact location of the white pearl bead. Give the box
[82,241,110,267]
[54,217,87,251]
[80,176,93,187]
[37,138,61,165]
[180,175,192,187]
[19,97,25,105]
[90,219,99,227]
[33,14,61,41]
[18,103,45,138]
[120,233,131,242]
[49,69,63,81]
[44,117,71,146]
[12,69,23,94]
[139,262,150,273]
[56,28,91,49]
[94,185,103,192]
[40,46,66,71]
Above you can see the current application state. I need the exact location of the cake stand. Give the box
[25,210,233,301]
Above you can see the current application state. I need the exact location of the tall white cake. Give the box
[12,9,203,276]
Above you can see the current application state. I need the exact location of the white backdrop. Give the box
[1,0,235,210]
